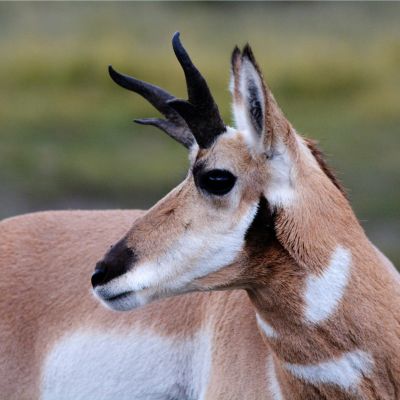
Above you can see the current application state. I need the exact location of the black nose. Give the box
[91,239,137,289]
[91,263,107,288]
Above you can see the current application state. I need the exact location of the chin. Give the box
[93,277,193,312]
[93,287,154,312]
[102,292,141,311]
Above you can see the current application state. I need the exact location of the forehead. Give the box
[195,128,256,173]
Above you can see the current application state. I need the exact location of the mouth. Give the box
[93,286,142,311]
[104,291,135,302]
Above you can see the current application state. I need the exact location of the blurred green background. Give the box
[0,2,399,265]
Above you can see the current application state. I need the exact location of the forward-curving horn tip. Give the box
[172,31,181,42]
[172,32,182,52]
[172,31,193,70]
[108,65,130,89]
[108,65,117,79]
[170,31,226,148]
[109,33,225,149]
[107,61,194,148]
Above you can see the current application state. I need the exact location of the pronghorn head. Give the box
[92,33,349,311]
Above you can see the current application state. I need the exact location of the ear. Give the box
[230,44,267,151]
[231,45,293,155]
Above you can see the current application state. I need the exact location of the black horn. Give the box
[167,32,226,148]
[108,65,194,148]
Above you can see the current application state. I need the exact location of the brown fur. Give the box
[0,211,272,399]
[304,137,347,197]
[106,45,400,398]
[1,43,399,399]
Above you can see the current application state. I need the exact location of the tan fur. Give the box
[1,43,399,399]
[0,211,271,399]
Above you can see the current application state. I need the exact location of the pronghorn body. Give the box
[0,210,270,399]
[1,33,399,399]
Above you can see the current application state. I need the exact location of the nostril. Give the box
[91,264,107,288]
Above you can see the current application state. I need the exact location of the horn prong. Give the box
[108,65,194,148]
[134,118,194,149]
[108,33,226,150]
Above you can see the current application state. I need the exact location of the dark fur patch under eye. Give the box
[245,197,275,253]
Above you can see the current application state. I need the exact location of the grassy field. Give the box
[0,2,399,265]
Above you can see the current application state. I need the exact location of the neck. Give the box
[246,235,400,399]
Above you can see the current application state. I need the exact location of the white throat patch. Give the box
[256,313,278,339]
[304,246,352,324]
[267,355,285,400]
[284,350,374,392]
[264,139,296,207]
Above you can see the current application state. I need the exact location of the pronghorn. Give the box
[1,33,399,400]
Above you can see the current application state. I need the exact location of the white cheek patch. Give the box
[256,313,278,339]
[267,355,285,400]
[284,350,374,392]
[107,203,259,303]
[304,246,352,324]
[265,133,325,208]
[42,329,212,400]
[264,139,296,207]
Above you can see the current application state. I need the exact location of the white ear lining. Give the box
[232,58,265,151]
[230,64,248,133]
[240,59,265,134]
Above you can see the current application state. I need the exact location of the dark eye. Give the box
[198,169,237,196]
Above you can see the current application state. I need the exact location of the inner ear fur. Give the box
[231,45,267,142]
[231,44,293,154]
